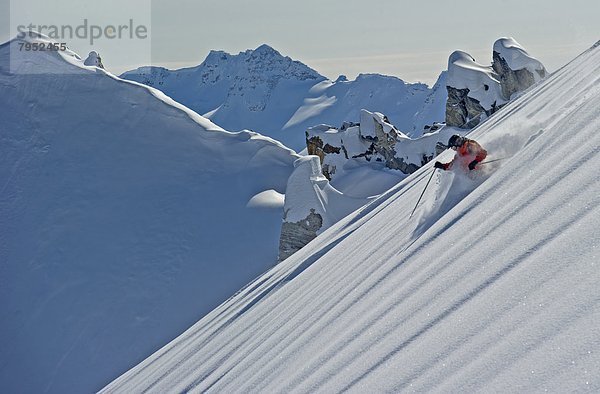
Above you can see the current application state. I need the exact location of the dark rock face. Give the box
[306,133,346,180]
[445,86,496,129]
[305,110,448,183]
[445,40,547,130]
[278,208,323,262]
[306,134,326,162]
[445,87,470,127]
[367,119,420,174]
[492,51,546,100]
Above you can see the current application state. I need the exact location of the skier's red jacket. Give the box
[441,139,487,171]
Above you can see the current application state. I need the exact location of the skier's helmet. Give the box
[448,134,463,148]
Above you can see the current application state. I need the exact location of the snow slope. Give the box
[121,46,446,149]
[0,33,300,393]
[104,41,600,392]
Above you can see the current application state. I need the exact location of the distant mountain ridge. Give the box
[124,44,324,113]
[121,45,446,150]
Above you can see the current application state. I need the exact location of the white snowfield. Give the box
[0,33,300,393]
[103,41,600,393]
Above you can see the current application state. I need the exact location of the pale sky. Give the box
[2,0,598,85]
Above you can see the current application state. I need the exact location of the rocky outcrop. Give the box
[278,208,323,262]
[278,156,371,261]
[84,51,104,69]
[305,125,347,179]
[492,54,536,100]
[492,38,547,100]
[282,110,455,261]
[306,110,453,182]
[445,50,504,129]
[366,116,420,174]
[278,156,327,262]
[446,86,496,128]
[445,38,547,129]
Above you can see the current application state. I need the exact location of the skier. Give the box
[434,134,487,171]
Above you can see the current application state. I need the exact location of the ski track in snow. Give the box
[102,41,600,393]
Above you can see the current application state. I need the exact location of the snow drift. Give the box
[0,33,299,393]
[104,41,600,392]
[278,156,376,261]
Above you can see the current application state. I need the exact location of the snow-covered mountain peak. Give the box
[203,49,230,64]
[199,44,321,81]
[121,43,326,122]
[356,72,404,82]
[250,43,281,57]
[121,45,446,149]
[239,44,323,81]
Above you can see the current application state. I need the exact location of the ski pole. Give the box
[478,157,506,165]
[409,168,436,219]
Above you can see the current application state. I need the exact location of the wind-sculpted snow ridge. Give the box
[103,41,600,393]
[446,50,504,109]
[278,156,378,261]
[0,32,300,393]
[493,37,546,78]
[121,47,446,149]
[446,38,547,129]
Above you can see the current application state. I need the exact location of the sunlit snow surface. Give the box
[0,33,300,393]
[104,42,600,393]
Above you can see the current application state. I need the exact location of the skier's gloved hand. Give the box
[468,160,479,170]
[434,161,444,169]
